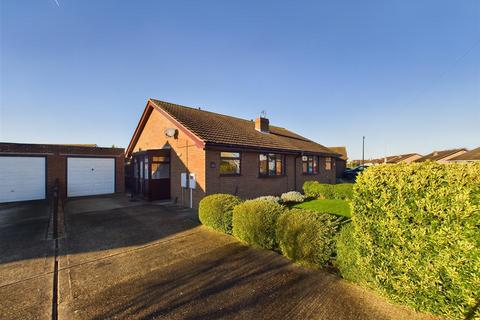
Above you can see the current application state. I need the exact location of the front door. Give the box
[149,155,170,200]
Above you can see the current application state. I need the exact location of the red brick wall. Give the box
[205,150,337,199]
[294,155,337,189]
[132,109,206,208]
[0,143,125,199]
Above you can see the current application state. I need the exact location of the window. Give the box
[302,155,318,174]
[220,152,241,175]
[144,157,149,179]
[133,159,138,178]
[152,156,169,162]
[325,157,332,170]
[259,153,284,176]
[151,156,170,179]
[151,163,169,179]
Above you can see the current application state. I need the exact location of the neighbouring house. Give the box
[328,146,347,178]
[126,99,342,208]
[352,153,422,166]
[350,158,385,166]
[385,153,422,164]
[0,143,125,203]
[414,148,467,163]
[449,146,480,162]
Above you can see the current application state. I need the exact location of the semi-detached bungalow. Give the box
[414,148,467,163]
[126,99,343,208]
[450,146,480,162]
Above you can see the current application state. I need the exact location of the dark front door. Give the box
[149,156,170,200]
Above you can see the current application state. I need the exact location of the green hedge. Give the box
[334,223,362,283]
[303,181,333,199]
[198,194,243,234]
[232,199,286,250]
[276,208,341,268]
[303,181,353,200]
[342,162,480,320]
[332,183,353,200]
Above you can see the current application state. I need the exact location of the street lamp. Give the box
[362,136,365,165]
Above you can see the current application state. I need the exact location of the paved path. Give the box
[1,195,439,320]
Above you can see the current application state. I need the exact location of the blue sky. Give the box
[1,0,479,159]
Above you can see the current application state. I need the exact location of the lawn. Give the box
[293,199,352,218]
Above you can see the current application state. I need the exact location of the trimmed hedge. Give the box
[303,181,333,199]
[276,208,341,267]
[342,162,480,320]
[232,199,286,249]
[303,181,353,200]
[332,183,353,200]
[334,223,361,282]
[198,194,243,234]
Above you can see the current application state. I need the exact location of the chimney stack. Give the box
[255,116,269,133]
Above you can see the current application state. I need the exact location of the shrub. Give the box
[334,223,362,282]
[198,194,243,234]
[232,199,286,249]
[280,191,305,203]
[347,162,480,320]
[332,184,353,200]
[276,209,341,267]
[254,195,282,204]
[303,181,353,200]
[303,181,333,199]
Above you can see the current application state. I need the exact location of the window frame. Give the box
[258,153,285,177]
[150,156,170,180]
[325,156,332,171]
[219,151,242,176]
[302,155,319,175]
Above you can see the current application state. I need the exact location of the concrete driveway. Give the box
[0,195,438,320]
[0,201,54,320]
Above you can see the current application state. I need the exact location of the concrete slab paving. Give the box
[58,197,439,320]
[65,194,145,216]
[0,274,53,320]
[0,201,53,320]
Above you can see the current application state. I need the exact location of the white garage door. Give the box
[0,156,46,203]
[67,157,115,197]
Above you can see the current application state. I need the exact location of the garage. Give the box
[0,156,46,203]
[0,143,125,201]
[67,157,115,197]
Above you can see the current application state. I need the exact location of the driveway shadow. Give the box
[0,195,198,267]
[80,240,436,320]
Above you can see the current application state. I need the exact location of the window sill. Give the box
[220,174,242,177]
